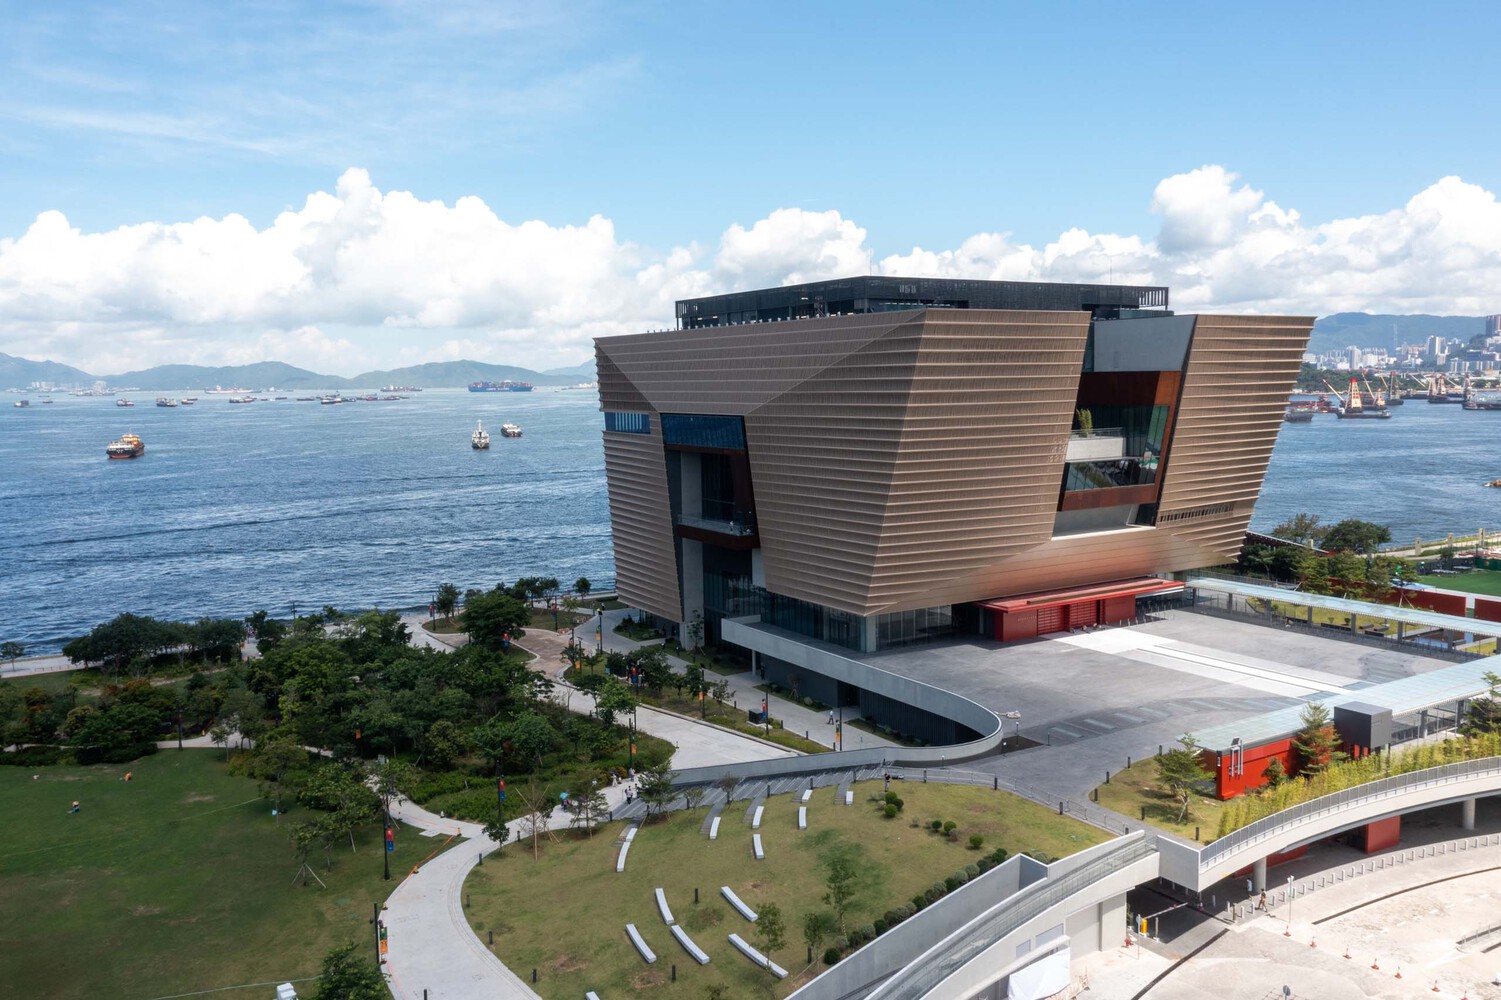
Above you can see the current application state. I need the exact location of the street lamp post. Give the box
[382,779,392,882]
[596,607,603,654]
[1285,875,1293,936]
[629,712,637,772]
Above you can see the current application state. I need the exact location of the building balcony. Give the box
[1065,428,1125,462]
[675,512,758,538]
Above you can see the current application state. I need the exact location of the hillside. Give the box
[101,361,345,390]
[348,360,569,388]
[1309,313,1486,356]
[0,352,95,388]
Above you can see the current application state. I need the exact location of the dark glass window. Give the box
[604,411,650,434]
[661,413,746,450]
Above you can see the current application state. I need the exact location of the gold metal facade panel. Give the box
[601,429,682,621]
[750,310,1091,615]
[1156,314,1315,562]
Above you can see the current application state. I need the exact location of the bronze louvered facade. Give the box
[597,297,1312,628]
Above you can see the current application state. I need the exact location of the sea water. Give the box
[3,390,1498,651]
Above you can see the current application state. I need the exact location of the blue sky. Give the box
[2,1,1500,373]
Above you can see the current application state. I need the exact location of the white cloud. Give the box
[3,166,1501,376]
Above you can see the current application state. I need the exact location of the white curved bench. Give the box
[625,924,656,964]
[798,806,807,829]
[752,833,764,860]
[751,805,764,829]
[587,992,602,1000]
[670,924,710,964]
[655,887,674,925]
[720,885,757,922]
[709,816,721,840]
[728,933,788,978]
[616,826,639,873]
[801,788,812,803]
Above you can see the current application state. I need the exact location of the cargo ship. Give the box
[468,380,533,392]
[381,385,422,392]
[471,420,490,449]
[107,432,145,459]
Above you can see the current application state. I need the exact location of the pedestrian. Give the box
[68,800,81,814]
[1256,890,1267,911]
[827,711,834,725]
[884,773,891,793]
[1245,878,1253,897]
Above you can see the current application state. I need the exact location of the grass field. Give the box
[1418,571,1501,597]
[0,750,431,999]
[465,780,1109,999]
[1092,757,1226,842]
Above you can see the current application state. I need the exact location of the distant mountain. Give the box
[541,359,596,381]
[101,361,347,390]
[348,360,571,388]
[1310,313,1487,356]
[0,351,95,388]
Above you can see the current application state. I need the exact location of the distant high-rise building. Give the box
[1485,314,1501,338]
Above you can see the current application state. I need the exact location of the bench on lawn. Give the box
[671,925,710,965]
[798,806,807,829]
[751,805,764,829]
[844,790,853,806]
[655,887,674,925]
[616,826,639,872]
[587,992,602,1000]
[625,924,656,964]
[709,816,721,840]
[720,886,757,922]
[800,788,812,803]
[727,933,788,978]
[752,833,764,860]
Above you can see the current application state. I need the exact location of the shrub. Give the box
[846,927,867,948]
[944,875,960,892]
[989,847,1009,865]
[872,918,887,935]
[892,796,904,811]
[896,903,915,920]
[824,947,842,966]
[976,857,993,874]
[912,894,927,910]
[943,820,958,839]
[969,833,985,850]
[953,870,970,887]
[859,923,876,943]
[964,863,980,879]
[929,819,943,832]
[910,818,920,828]
[883,803,898,818]
[0,746,65,766]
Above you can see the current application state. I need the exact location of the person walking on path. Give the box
[1256,890,1267,911]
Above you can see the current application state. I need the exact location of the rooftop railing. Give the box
[674,512,757,537]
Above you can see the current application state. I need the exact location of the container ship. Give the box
[468,380,533,392]
[107,432,145,459]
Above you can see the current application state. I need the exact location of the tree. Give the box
[683,662,710,718]
[593,676,637,728]
[574,577,591,599]
[1155,735,1213,823]
[636,759,676,818]
[567,773,609,837]
[559,639,588,674]
[435,582,460,622]
[462,589,530,651]
[421,719,468,769]
[755,902,786,983]
[802,911,834,967]
[1321,518,1392,554]
[629,646,673,694]
[1,641,24,667]
[1261,756,1288,788]
[209,722,231,761]
[1270,513,1328,546]
[482,817,509,853]
[1462,671,1501,736]
[682,784,707,814]
[686,610,705,651]
[1292,701,1347,775]
[823,852,858,934]
[311,941,385,1000]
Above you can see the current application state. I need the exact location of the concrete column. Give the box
[1462,797,1476,831]
[1252,856,1267,892]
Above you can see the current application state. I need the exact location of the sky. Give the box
[2,0,1500,375]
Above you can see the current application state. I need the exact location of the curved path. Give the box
[380,627,799,999]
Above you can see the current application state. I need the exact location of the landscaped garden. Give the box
[0,750,421,999]
[464,779,1110,999]
[1416,570,1501,598]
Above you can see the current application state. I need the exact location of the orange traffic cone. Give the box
[1309,937,1317,949]
[1343,946,1351,959]
[1372,959,1380,971]
[1432,981,1440,993]
[1395,967,1403,980]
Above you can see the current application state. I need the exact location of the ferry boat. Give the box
[155,397,179,408]
[318,394,344,405]
[381,385,422,392]
[13,400,29,408]
[116,398,134,407]
[557,382,598,392]
[500,422,522,438]
[181,397,198,405]
[228,395,256,404]
[471,420,491,449]
[106,432,145,459]
[468,380,534,392]
[204,386,253,394]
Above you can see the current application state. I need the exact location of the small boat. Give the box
[39,399,53,404]
[500,423,522,438]
[181,397,198,405]
[13,400,29,408]
[155,397,179,408]
[106,432,145,459]
[228,395,256,404]
[1283,408,1314,423]
[318,394,343,405]
[1487,479,1501,489]
[472,420,491,449]
[116,398,135,407]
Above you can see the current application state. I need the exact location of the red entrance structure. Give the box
[979,577,1182,642]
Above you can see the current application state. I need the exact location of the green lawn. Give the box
[465,780,1109,999]
[0,750,430,999]
[1092,757,1227,842]
[1417,571,1501,597]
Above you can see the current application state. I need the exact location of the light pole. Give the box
[1285,875,1293,936]
[382,777,392,882]
[629,712,637,772]
[596,607,603,654]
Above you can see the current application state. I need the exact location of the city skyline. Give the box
[3,1,1500,374]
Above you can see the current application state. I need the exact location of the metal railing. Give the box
[674,512,757,536]
[1200,756,1501,869]
[868,837,1156,1000]
[1068,427,1123,439]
